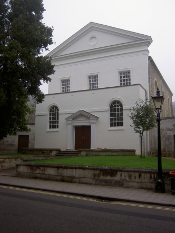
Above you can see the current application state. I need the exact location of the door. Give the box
[75,126,91,150]
[18,135,29,153]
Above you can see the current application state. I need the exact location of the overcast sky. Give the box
[41,0,175,101]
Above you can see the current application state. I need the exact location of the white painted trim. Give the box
[47,104,60,132]
[47,22,152,57]
[59,77,71,93]
[87,72,100,90]
[35,112,47,116]
[88,35,98,46]
[47,129,59,132]
[108,98,125,129]
[47,103,60,111]
[117,68,132,86]
[108,127,124,131]
[51,41,151,62]
[107,97,125,107]
[66,111,98,150]
[53,50,149,67]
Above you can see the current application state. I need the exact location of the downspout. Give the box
[139,84,148,156]
[145,88,148,156]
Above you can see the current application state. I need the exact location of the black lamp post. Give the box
[152,88,165,193]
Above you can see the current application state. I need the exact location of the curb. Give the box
[1,182,175,208]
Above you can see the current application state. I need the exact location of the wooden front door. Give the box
[75,126,91,150]
[18,135,29,153]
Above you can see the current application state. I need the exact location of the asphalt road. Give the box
[0,186,175,233]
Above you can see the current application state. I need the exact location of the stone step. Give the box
[58,150,79,155]
[56,154,78,157]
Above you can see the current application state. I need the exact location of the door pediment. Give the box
[66,110,98,150]
[66,110,98,121]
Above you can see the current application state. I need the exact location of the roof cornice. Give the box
[51,39,151,62]
[48,22,152,58]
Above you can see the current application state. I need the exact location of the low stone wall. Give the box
[16,162,173,192]
[0,157,23,169]
[79,149,135,156]
[21,148,135,156]
[22,148,61,156]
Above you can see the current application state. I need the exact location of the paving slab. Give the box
[0,168,175,207]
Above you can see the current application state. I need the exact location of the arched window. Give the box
[110,101,123,127]
[49,106,59,129]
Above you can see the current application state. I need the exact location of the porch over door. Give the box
[75,126,91,150]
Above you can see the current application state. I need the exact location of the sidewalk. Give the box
[0,168,175,207]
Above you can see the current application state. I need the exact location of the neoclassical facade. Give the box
[35,23,172,155]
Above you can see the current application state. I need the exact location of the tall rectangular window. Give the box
[120,71,131,86]
[49,106,59,129]
[89,75,98,89]
[62,79,70,92]
[110,101,123,127]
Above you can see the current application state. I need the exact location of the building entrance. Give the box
[18,135,29,153]
[75,126,91,150]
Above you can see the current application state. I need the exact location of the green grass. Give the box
[32,155,175,170]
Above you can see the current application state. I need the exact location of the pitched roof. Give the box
[48,22,152,58]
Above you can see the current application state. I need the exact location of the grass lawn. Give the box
[32,155,175,170]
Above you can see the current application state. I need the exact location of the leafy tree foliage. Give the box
[0,0,55,139]
[129,99,156,157]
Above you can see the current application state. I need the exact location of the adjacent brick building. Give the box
[148,56,173,117]
[148,57,174,157]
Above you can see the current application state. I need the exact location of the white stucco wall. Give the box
[49,50,149,97]
[35,85,146,154]
[35,23,152,154]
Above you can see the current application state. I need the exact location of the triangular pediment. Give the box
[66,110,98,121]
[48,22,152,58]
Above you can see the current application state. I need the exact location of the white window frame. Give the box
[48,105,59,130]
[61,78,70,93]
[109,100,123,128]
[88,74,98,89]
[119,71,131,86]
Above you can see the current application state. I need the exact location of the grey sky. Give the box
[41,0,175,101]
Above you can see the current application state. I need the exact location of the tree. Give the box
[0,0,55,140]
[129,99,156,157]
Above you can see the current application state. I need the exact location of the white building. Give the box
[35,22,172,155]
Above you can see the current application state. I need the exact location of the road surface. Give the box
[0,186,175,233]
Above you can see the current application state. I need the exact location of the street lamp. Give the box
[152,88,165,193]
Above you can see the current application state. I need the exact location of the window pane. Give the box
[62,79,70,92]
[120,71,131,86]
[110,101,123,127]
[89,75,98,89]
[49,106,59,129]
